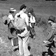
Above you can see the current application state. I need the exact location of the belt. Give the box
[16,28,25,34]
[19,36,25,39]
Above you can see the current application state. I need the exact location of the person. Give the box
[14,4,32,56]
[43,16,56,43]
[26,8,36,38]
[7,8,19,48]
[43,16,56,56]
[48,16,56,29]
[8,8,16,23]
[8,8,17,34]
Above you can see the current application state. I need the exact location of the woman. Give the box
[26,8,36,38]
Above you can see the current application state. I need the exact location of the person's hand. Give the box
[17,34,21,36]
[43,40,48,43]
[43,40,51,44]
[27,26,31,31]
[33,36,36,40]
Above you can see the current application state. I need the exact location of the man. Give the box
[43,16,56,56]
[7,8,19,48]
[14,4,32,56]
[8,8,16,34]
[8,8,16,23]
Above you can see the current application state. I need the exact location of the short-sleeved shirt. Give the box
[30,15,35,23]
[8,14,14,20]
[14,10,29,29]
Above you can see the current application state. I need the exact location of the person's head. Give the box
[27,8,35,17]
[27,8,34,13]
[48,16,56,29]
[48,19,54,25]
[9,8,16,14]
[48,19,55,29]
[20,4,27,12]
[48,16,56,25]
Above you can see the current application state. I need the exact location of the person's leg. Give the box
[32,25,36,35]
[23,36,31,56]
[30,27,36,39]
[30,23,36,36]
[18,37,24,55]
[11,39,14,46]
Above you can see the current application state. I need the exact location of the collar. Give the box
[19,10,24,14]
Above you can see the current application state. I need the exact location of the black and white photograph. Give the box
[0,0,56,56]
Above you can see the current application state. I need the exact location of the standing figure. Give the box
[26,8,36,38]
[7,8,18,48]
[13,4,33,56]
[8,8,16,34]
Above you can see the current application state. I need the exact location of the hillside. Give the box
[0,1,56,56]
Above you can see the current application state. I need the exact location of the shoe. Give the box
[29,54,33,56]
[8,36,13,40]
[28,45,31,51]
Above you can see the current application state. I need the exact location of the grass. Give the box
[0,1,56,56]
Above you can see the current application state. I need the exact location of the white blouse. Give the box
[30,15,35,23]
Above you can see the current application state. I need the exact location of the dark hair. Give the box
[48,16,56,23]
[48,18,54,22]
[9,11,14,13]
[20,4,26,10]
[27,8,36,17]
[27,8,34,14]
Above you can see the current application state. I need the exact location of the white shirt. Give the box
[8,13,14,24]
[30,15,35,23]
[15,10,29,37]
[15,10,29,26]
[29,15,36,27]
[8,13,14,21]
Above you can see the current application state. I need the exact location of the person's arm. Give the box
[8,14,16,27]
[24,14,31,31]
[33,16,36,23]
[17,27,28,37]
[24,14,29,26]
[8,14,14,21]
[15,13,20,20]
[7,15,13,24]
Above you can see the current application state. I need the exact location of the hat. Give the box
[20,4,26,10]
[48,16,56,23]
[10,8,16,12]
